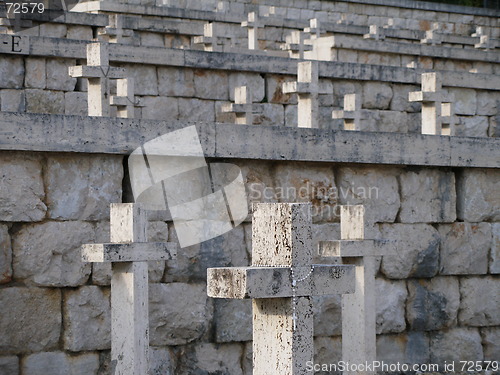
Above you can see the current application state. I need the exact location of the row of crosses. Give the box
[82,202,394,374]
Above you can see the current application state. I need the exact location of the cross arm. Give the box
[318,240,396,258]
[207,265,355,299]
[82,242,177,262]
[68,66,127,79]
[221,103,264,114]
[282,82,316,95]
[332,110,357,120]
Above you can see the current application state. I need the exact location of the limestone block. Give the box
[0,287,61,354]
[229,72,265,103]
[338,49,358,63]
[459,277,499,327]
[380,224,440,279]
[489,115,498,137]
[362,82,393,110]
[438,223,491,275]
[390,85,421,112]
[252,103,284,126]
[39,23,66,38]
[191,343,243,375]
[125,64,158,96]
[178,98,215,122]
[65,91,87,116]
[407,277,460,331]
[376,332,430,366]
[0,225,11,284]
[457,169,500,222]
[407,112,421,134]
[0,153,46,222]
[358,52,381,66]
[141,96,179,120]
[149,347,176,375]
[312,223,340,246]
[430,328,483,366]
[0,89,25,112]
[158,67,195,97]
[25,58,46,89]
[140,32,165,47]
[274,162,338,223]
[481,328,500,362]
[238,160,277,212]
[66,25,93,41]
[313,294,341,336]
[242,342,252,375]
[46,59,77,91]
[25,89,65,114]
[456,116,490,137]
[376,278,407,334]
[214,299,252,343]
[266,75,297,104]
[449,88,477,116]
[476,91,498,116]
[13,221,94,286]
[337,167,400,223]
[285,104,298,127]
[333,81,362,107]
[149,283,211,345]
[491,223,500,274]
[63,286,111,351]
[194,69,228,100]
[314,337,342,369]
[399,169,456,223]
[0,57,24,89]
[22,352,99,375]
[0,356,19,375]
[377,111,409,133]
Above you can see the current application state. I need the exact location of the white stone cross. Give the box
[282,30,313,59]
[475,35,492,50]
[440,102,456,136]
[69,42,127,117]
[318,205,395,375]
[304,18,321,42]
[332,93,362,131]
[364,25,385,40]
[99,15,134,44]
[82,203,177,375]
[282,61,319,128]
[193,22,219,52]
[409,72,455,135]
[383,18,395,29]
[420,22,442,45]
[221,85,263,125]
[110,78,140,119]
[241,12,259,50]
[208,203,355,375]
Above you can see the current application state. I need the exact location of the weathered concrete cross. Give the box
[319,205,395,375]
[99,15,134,44]
[208,203,355,374]
[364,25,385,40]
[221,85,263,125]
[241,12,259,50]
[193,22,219,52]
[69,42,127,117]
[282,30,313,59]
[110,78,140,119]
[420,22,442,45]
[332,93,362,131]
[409,72,455,135]
[282,61,319,128]
[82,203,177,375]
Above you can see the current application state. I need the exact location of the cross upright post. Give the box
[99,15,134,44]
[69,42,127,117]
[332,93,362,131]
[242,12,259,50]
[221,85,263,125]
[208,203,355,375]
[304,18,320,42]
[282,61,319,128]
[110,78,139,119]
[318,205,395,375]
[409,72,454,135]
[193,22,219,52]
[81,203,177,375]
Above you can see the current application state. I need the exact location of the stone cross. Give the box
[110,78,139,119]
[208,203,355,375]
[221,85,263,125]
[318,205,395,375]
[475,35,492,50]
[99,15,134,44]
[304,18,320,42]
[440,102,456,136]
[282,30,312,59]
[364,25,385,40]
[193,22,219,52]
[81,203,177,375]
[282,61,319,128]
[383,18,395,29]
[409,72,455,135]
[69,42,127,117]
[420,22,441,45]
[241,12,259,50]
[332,93,362,131]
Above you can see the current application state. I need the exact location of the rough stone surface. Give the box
[0,153,46,222]
[39,23,67,38]
[0,356,19,375]
[449,88,477,115]
[430,328,483,367]
[229,72,265,103]
[22,352,99,375]
[266,74,296,104]
[25,89,65,114]
[0,57,24,89]
[149,283,211,345]
[158,67,195,97]
[390,84,420,112]
[362,82,393,110]
[376,332,430,366]
[481,327,500,362]
[476,91,498,116]
[0,89,25,112]
[13,221,94,286]
[0,287,61,354]
[186,343,244,375]
[438,223,491,275]
[380,224,440,279]
[126,65,158,96]
[44,154,123,221]
[149,347,176,375]
[178,98,215,122]
[64,286,111,352]
[0,225,11,284]
[314,337,342,374]
[406,277,460,331]
[491,223,500,274]
[457,115,490,137]
[376,278,407,334]
[25,58,46,89]
[457,169,500,222]
[252,103,284,126]
[399,169,456,223]
[313,294,342,336]
[459,277,499,327]
[337,167,400,223]
[66,25,93,40]
[141,96,179,120]
[46,59,77,91]
[214,299,252,343]
[194,69,229,100]
[65,91,88,116]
